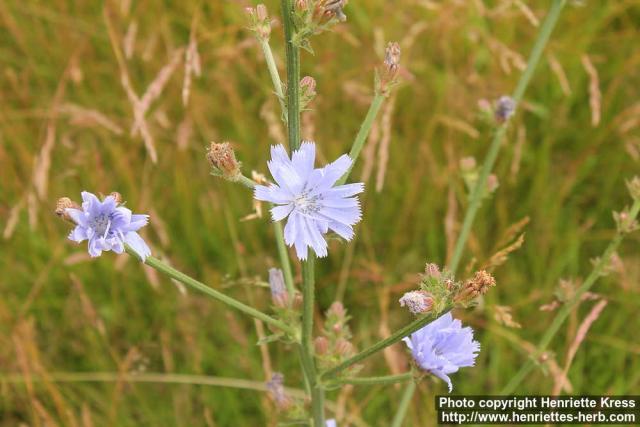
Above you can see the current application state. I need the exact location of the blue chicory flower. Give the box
[254,142,364,260]
[66,191,151,261]
[403,311,480,392]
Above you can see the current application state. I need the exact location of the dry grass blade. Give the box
[548,53,571,96]
[3,198,24,240]
[58,103,123,135]
[494,305,522,329]
[552,299,608,395]
[375,95,396,192]
[581,54,601,127]
[183,15,202,107]
[482,233,525,270]
[123,20,138,59]
[514,0,539,27]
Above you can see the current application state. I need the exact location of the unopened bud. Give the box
[55,197,79,223]
[487,174,499,193]
[314,336,329,355]
[327,301,345,318]
[424,263,441,279]
[399,290,434,315]
[256,4,268,21]
[300,76,316,98]
[268,268,289,308]
[495,96,516,123]
[614,209,639,234]
[627,176,640,201]
[320,0,347,21]
[460,157,477,172]
[207,142,241,179]
[295,0,308,11]
[334,338,353,356]
[246,4,271,40]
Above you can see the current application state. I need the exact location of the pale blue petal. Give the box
[68,226,87,242]
[271,204,294,221]
[125,231,151,261]
[291,141,316,179]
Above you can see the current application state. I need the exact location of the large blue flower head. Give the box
[403,312,480,392]
[254,142,364,260]
[65,191,151,261]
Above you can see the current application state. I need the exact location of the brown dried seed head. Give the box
[55,197,79,223]
[207,142,241,178]
[109,192,123,204]
[455,270,496,303]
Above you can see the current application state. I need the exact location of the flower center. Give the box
[293,192,320,214]
[90,213,111,236]
[293,192,320,215]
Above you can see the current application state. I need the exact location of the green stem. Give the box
[126,246,295,335]
[281,0,300,151]
[390,380,415,427]
[448,0,566,274]
[337,93,386,186]
[301,255,325,425]
[501,199,640,394]
[259,38,287,119]
[274,221,296,297]
[233,174,257,189]
[329,372,412,387]
[321,308,449,380]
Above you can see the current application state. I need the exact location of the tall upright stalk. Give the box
[449,0,566,274]
[501,199,640,394]
[281,0,301,151]
[388,2,567,424]
[279,2,324,424]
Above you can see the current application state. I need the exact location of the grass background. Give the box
[1,0,639,425]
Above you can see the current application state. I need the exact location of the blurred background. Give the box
[1,0,639,425]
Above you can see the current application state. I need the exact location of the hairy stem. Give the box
[337,93,385,185]
[281,0,300,151]
[390,380,416,427]
[126,246,294,335]
[448,0,566,274]
[321,307,449,380]
[259,38,287,118]
[301,255,325,425]
[501,199,640,394]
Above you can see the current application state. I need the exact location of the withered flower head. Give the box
[455,270,496,304]
[55,197,80,223]
[494,96,516,123]
[207,142,241,179]
[266,373,293,410]
[399,290,434,315]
